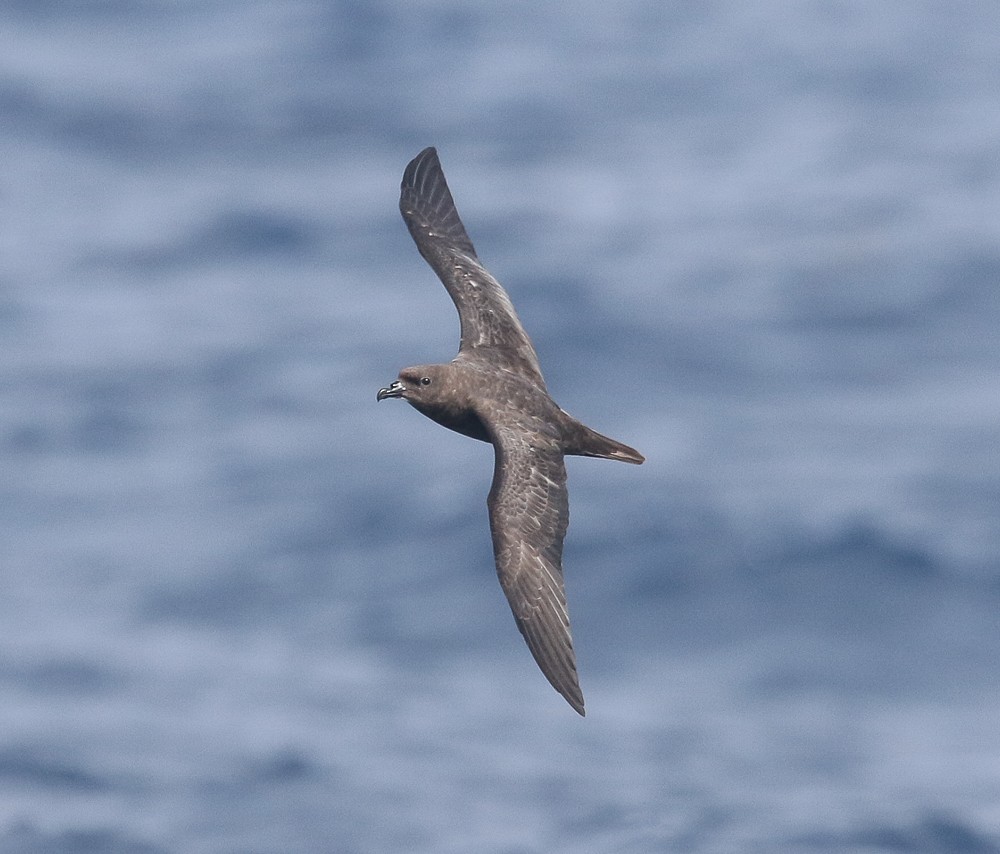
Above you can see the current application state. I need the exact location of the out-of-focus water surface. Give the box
[2,2,999,852]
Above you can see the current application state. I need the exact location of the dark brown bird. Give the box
[378,147,644,715]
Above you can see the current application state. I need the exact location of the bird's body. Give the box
[379,148,643,715]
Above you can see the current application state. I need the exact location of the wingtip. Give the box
[404,146,439,177]
[557,680,586,716]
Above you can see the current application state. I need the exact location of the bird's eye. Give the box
[420,376,432,386]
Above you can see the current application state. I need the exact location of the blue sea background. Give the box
[2,2,999,852]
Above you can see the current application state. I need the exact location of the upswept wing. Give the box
[486,422,584,715]
[400,147,545,386]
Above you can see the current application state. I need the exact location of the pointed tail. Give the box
[567,423,645,465]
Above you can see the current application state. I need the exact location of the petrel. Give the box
[378,147,644,715]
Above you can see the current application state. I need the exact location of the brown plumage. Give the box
[378,148,643,715]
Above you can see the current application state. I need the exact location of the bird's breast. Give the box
[411,399,492,444]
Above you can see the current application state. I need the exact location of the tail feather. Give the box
[568,424,645,465]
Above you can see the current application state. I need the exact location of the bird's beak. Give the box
[377,380,404,401]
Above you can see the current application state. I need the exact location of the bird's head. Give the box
[378,362,490,443]
[377,364,450,406]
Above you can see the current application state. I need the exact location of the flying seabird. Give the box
[378,147,644,715]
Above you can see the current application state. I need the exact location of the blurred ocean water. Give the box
[2,2,999,852]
